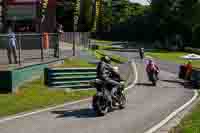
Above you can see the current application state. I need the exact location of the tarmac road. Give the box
[0,51,194,133]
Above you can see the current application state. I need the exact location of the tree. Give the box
[56,0,75,31]
[79,0,95,31]
[99,0,112,32]
[112,0,129,24]
[192,0,200,47]
[149,0,195,45]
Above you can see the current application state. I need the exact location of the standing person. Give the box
[54,24,63,58]
[7,27,17,64]
[185,60,193,80]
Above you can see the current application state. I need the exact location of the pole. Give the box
[73,31,75,56]
[73,15,78,56]
[18,34,21,65]
[41,33,44,61]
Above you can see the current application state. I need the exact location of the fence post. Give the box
[18,34,21,65]
[73,32,76,56]
[41,33,44,61]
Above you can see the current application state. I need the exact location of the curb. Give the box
[0,60,138,124]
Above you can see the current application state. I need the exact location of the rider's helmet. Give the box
[101,56,111,64]
[148,59,154,65]
[188,60,192,64]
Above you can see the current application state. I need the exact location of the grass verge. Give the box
[146,50,200,68]
[0,79,95,118]
[91,39,112,43]
[169,95,200,133]
[0,58,96,118]
[51,57,96,68]
[94,50,128,64]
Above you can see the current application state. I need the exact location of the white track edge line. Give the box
[0,60,138,124]
[144,87,198,133]
[144,55,199,133]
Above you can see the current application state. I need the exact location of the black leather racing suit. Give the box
[96,61,121,101]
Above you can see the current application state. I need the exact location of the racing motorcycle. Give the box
[147,69,159,86]
[90,67,126,116]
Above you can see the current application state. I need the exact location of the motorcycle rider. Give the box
[96,56,121,107]
[139,48,144,59]
[146,59,160,80]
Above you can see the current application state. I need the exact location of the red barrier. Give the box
[43,32,49,49]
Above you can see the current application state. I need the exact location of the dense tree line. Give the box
[57,0,199,48]
[95,0,199,48]
[192,1,200,48]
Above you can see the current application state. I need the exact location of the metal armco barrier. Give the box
[191,68,200,88]
[44,67,97,89]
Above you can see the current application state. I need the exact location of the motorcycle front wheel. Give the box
[152,81,156,86]
[118,93,126,109]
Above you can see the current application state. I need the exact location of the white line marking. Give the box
[0,98,91,124]
[144,89,198,133]
[125,60,138,90]
[0,60,138,124]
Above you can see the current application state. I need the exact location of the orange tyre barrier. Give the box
[43,32,49,49]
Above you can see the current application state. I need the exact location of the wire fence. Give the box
[0,32,90,66]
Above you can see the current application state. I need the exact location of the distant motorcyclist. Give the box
[139,48,144,59]
[146,59,160,80]
[96,56,121,106]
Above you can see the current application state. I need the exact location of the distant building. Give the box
[2,0,56,33]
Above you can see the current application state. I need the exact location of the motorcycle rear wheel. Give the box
[93,95,109,116]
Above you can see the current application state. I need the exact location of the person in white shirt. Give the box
[54,24,63,58]
[7,27,17,64]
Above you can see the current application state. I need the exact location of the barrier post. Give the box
[41,33,44,61]
[18,34,21,65]
[43,32,49,49]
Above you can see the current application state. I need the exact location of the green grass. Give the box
[0,58,96,118]
[146,50,200,68]
[0,79,95,117]
[94,50,128,64]
[170,97,200,133]
[98,45,113,50]
[91,39,112,43]
[52,58,96,68]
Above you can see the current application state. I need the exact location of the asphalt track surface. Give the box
[0,51,194,133]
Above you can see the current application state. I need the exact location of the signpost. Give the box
[73,15,78,56]
[73,0,80,56]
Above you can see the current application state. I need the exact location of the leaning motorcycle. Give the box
[147,70,158,86]
[90,67,126,116]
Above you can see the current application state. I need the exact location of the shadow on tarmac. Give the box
[51,108,97,118]
[161,79,195,89]
[136,82,155,86]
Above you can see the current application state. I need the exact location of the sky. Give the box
[129,0,150,5]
